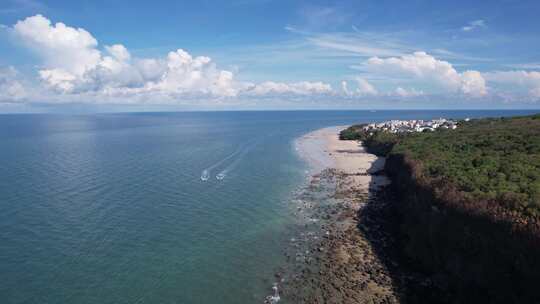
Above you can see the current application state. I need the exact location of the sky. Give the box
[1,0,540,112]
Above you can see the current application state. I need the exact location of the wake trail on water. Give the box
[200,145,245,181]
[215,138,261,180]
[200,137,261,181]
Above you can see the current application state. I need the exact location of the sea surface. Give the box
[0,110,537,304]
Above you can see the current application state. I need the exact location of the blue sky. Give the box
[1,0,540,112]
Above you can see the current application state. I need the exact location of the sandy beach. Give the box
[277,126,407,303]
[274,125,482,304]
[296,126,388,191]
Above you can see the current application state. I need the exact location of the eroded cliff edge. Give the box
[342,114,540,303]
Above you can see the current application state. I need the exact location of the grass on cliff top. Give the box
[342,114,540,215]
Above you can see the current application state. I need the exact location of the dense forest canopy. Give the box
[341,114,540,216]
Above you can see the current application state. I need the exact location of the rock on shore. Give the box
[271,127,444,303]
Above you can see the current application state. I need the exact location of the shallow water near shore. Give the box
[0,110,536,303]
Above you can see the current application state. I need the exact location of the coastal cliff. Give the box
[341,114,540,303]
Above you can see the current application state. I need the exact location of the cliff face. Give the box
[383,153,540,303]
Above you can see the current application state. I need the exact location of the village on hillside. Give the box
[363,118,460,133]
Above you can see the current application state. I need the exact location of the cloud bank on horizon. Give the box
[2,14,339,106]
[0,2,540,109]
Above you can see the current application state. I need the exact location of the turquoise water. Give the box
[0,110,537,303]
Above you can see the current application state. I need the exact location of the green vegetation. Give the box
[341,114,540,216]
[339,125,365,140]
[342,114,540,302]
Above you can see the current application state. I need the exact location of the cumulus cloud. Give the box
[4,15,538,106]
[366,51,487,97]
[341,78,377,96]
[461,70,487,97]
[14,14,101,80]
[484,70,540,98]
[143,49,241,97]
[11,15,242,97]
[462,19,486,32]
[8,14,335,103]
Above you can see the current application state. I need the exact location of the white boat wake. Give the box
[200,169,210,181]
[265,283,280,303]
[200,137,262,181]
[214,139,260,181]
[200,145,245,181]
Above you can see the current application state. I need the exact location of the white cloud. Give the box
[284,26,410,57]
[245,81,333,96]
[341,80,350,95]
[341,78,377,96]
[461,70,487,97]
[8,14,335,103]
[309,37,390,57]
[0,66,28,102]
[13,15,148,93]
[307,34,407,57]
[365,51,487,97]
[12,15,242,97]
[484,70,540,86]
[145,49,240,97]
[105,44,130,62]
[367,52,460,88]
[462,19,486,32]
[355,78,377,95]
[4,15,539,107]
[38,68,76,92]
[14,14,101,79]
[394,87,423,97]
[484,70,540,98]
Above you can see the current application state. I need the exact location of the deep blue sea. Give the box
[0,110,537,304]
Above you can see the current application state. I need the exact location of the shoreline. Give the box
[295,126,388,190]
[271,126,401,303]
[271,126,446,303]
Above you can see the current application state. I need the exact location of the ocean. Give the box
[0,110,537,303]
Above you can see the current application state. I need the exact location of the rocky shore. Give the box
[269,127,446,304]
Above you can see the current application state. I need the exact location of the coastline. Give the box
[273,126,402,303]
[295,126,388,189]
[276,116,540,304]
[273,125,447,303]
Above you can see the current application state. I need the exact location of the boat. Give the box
[200,170,210,181]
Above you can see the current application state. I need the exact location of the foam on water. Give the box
[265,283,281,303]
[201,170,210,181]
